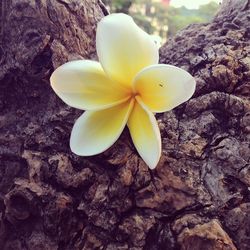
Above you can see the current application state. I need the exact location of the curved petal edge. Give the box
[70,99,134,156]
[128,96,161,169]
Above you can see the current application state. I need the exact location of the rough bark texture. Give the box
[0,0,249,249]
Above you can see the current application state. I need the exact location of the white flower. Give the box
[50,13,196,169]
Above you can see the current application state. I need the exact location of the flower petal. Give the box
[96,13,159,87]
[70,99,134,156]
[50,60,130,110]
[133,64,196,112]
[127,96,161,169]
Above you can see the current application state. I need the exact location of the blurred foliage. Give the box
[103,0,133,14]
[102,0,219,40]
[167,2,219,36]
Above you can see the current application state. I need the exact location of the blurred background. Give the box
[102,0,221,43]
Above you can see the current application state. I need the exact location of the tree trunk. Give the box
[0,0,249,249]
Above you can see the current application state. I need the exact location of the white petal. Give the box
[70,99,134,156]
[96,13,159,87]
[127,96,161,169]
[50,60,130,110]
[133,64,196,112]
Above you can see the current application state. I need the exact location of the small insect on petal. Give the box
[133,64,196,113]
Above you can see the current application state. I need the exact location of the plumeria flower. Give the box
[50,13,196,169]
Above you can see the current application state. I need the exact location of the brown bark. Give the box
[0,0,249,249]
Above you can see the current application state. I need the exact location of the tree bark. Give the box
[0,0,249,249]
